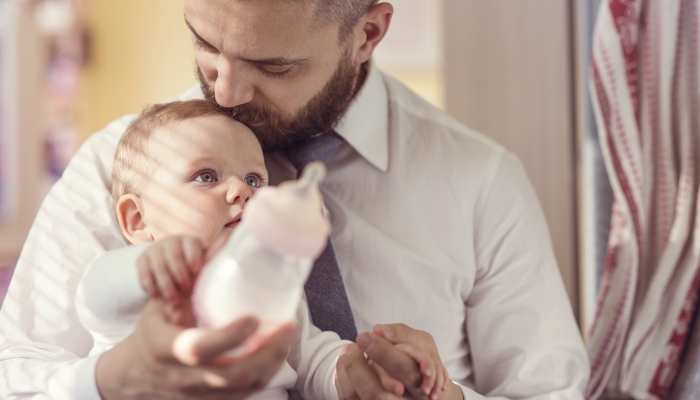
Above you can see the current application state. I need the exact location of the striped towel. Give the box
[588,0,700,399]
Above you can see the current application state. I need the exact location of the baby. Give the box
[75,100,446,399]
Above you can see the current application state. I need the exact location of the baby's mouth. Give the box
[225,213,242,229]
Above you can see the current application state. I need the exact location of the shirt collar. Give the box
[334,60,389,172]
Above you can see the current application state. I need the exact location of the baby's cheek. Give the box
[180,198,226,244]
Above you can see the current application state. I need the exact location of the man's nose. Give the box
[214,58,255,108]
[225,177,252,206]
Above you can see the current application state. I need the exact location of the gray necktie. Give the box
[283,132,358,342]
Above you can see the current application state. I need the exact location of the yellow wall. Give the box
[78,0,197,140]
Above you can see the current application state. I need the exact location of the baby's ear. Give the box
[116,194,153,244]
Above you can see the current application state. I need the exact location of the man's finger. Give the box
[172,316,260,365]
[211,323,297,391]
[373,323,416,345]
[342,343,403,400]
[357,332,425,399]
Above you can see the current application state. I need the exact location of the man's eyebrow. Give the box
[241,56,311,66]
[184,18,212,47]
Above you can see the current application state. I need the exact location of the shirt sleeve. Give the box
[287,294,349,400]
[75,244,152,357]
[466,151,590,399]
[0,115,135,399]
[454,381,506,400]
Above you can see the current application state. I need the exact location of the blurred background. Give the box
[0,0,605,333]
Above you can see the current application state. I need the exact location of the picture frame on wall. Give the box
[0,0,18,222]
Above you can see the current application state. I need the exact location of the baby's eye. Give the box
[244,174,262,187]
[195,170,218,183]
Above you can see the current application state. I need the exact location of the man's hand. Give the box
[335,324,464,400]
[96,300,296,400]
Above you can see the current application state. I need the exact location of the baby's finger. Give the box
[138,266,160,299]
[430,364,446,400]
[396,343,436,398]
[164,242,192,290]
[148,251,179,301]
[368,359,405,396]
[182,237,204,275]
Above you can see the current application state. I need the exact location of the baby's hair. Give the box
[112,100,229,207]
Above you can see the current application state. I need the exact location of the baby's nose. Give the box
[225,177,252,205]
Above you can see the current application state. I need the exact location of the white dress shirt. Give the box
[0,62,589,399]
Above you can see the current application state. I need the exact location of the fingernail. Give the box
[431,393,437,400]
[380,325,394,339]
[356,334,373,350]
[346,344,356,355]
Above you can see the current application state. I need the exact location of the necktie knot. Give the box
[284,132,344,176]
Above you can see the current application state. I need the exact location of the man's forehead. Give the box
[184,0,322,42]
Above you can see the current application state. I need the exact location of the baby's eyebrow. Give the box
[184,156,218,168]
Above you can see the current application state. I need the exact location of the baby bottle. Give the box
[192,162,330,334]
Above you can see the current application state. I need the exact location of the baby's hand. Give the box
[367,325,451,400]
[368,344,448,400]
[399,343,449,400]
[137,236,205,305]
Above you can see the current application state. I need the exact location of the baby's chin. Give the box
[214,223,239,243]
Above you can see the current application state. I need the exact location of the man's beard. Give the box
[198,48,362,152]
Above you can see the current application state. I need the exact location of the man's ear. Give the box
[115,194,153,244]
[352,2,393,65]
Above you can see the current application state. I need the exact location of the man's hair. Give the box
[112,100,228,207]
[313,0,379,40]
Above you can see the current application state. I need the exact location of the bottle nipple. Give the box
[286,161,326,204]
[243,162,331,259]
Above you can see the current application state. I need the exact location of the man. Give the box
[0,0,589,399]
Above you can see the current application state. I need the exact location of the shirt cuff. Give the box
[53,354,102,399]
[453,381,489,400]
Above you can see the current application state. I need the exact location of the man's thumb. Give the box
[373,323,411,344]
